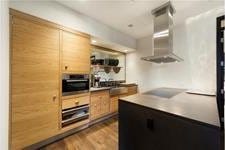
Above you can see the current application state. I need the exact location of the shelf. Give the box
[91,65,122,69]
[91,65,122,73]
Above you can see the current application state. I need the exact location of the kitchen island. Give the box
[119,88,223,150]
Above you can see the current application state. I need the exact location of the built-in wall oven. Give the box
[62,74,89,96]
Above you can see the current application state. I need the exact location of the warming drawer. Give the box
[62,104,89,127]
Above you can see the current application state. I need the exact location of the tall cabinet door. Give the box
[62,30,90,74]
[11,17,60,149]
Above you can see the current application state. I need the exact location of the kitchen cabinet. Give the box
[119,101,222,150]
[10,9,92,149]
[110,96,119,113]
[90,90,110,120]
[11,16,60,149]
[62,95,90,110]
[62,30,91,74]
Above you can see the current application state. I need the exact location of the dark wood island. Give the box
[119,88,223,150]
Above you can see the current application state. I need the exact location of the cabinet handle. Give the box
[147,119,154,131]
[65,65,68,70]
[75,101,79,105]
[52,95,57,102]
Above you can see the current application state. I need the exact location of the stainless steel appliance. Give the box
[62,104,89,127]
[141,2,183,63]
[62,74,89,96]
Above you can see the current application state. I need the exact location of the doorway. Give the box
[216,15,224,129]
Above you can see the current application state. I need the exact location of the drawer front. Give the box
[62,95,90,110]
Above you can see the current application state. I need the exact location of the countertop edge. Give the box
[119,99,221,130]
[90,87,111,92]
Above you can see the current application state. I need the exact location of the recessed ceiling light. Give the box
[124,50,128,52]
[128,24,133,27]
[92,40,97,43]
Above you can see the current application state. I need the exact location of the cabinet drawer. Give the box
[62,96,90,110]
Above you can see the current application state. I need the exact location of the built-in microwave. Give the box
[62,74,89,96]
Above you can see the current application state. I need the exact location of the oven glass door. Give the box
[63,79,89,95]
[62,105,89,127]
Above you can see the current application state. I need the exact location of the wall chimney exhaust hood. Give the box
[141,2,183,63]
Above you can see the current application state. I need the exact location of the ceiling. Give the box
[57,0,223,39]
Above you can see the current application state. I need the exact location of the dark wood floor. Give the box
[41,118,118,150]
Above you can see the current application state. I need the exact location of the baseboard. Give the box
[89,112,118,126]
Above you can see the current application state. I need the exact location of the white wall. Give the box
[0,0,9,149]
[126,7,224,93]
[9,0,136,50]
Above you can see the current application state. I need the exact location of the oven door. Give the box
[62,105,89,127]
[62,79,89,96]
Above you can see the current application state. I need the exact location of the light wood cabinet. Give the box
[11,17,60,149]
[10,9,92,149]
[110,96,119,113]
[62,95,90,110]
[100,94,110,115]
[90,96,102,119]
[62,31,91,74]
[90,90,110,120]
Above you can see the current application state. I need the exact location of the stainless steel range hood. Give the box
[141,2,183,63]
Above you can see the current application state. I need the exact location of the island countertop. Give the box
[119,90,220,129]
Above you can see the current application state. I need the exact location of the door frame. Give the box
[216,15,224,129]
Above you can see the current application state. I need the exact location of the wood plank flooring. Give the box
[40,118,118,150]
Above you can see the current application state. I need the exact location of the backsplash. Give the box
[91,49,126,82]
